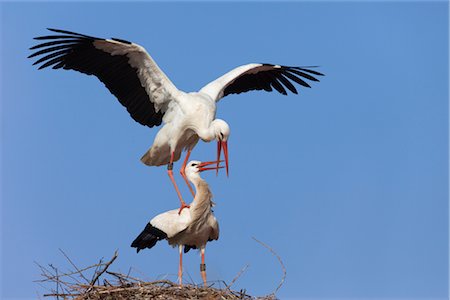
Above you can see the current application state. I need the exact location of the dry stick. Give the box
[48,264,60,300]
[225,264,250,291]
[37,263,73,295]
[147,279,178,287]
[106,271,127,286]
[90,258,104,285]
[132,266,155,282]
[43,292,79,297]
[127,267,151,283]
[89,250,118,286]
[118,271,146,283]
[252,237,287,295]
[126,266,133,279]
[106,270,146,284]
[185,270,195,286]
[64,272,83,286]
[35,262,55,278]
[103,278,113,287]
[58,248,90,284]
[35,263,102,283]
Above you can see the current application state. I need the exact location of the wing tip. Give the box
[111,37,132,45]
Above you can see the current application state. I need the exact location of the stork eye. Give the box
[191,163,198,166]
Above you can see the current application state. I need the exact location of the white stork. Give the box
[29,28,324,212]
[131,160,222,286]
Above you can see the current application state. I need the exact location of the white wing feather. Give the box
[199,63,272,102]
[93,40,180,112]
[150,208,192,238]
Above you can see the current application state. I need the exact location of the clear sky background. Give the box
[1,1,448,299]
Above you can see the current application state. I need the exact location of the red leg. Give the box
[200,247,207,286]
[180,149,195,198]
[178,245,183,286]
[167,152,190,214]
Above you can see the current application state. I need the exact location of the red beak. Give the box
[216,140,229,177]
[199,160,224,172]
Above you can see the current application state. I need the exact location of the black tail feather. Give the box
[184,245,197,253]
[131,223,167,253]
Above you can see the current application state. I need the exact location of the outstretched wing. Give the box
[199,63,324,102]
[29,28,180,128]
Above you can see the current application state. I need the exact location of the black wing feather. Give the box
[29,40,78,50]
[223,64,323,97]
[283,71,311,88]
[287,68,319,82]
[29,29,163,128]
[267,73,287,95]
[28,44,76,59]
[277,73,298,94]
[131,223,168,253]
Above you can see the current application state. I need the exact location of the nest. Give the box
[43,279,268,300]
[36,239,284,300]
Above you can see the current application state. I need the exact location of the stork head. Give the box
[185,160,224,181]
[211,119,230,177]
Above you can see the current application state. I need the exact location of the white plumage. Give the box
[30,28,324,210]
[131,160,221,285]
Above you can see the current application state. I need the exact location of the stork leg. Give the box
[167,152,190,214]
[200,247,207,286]
[178,245,183,286]
[180,149,195,198]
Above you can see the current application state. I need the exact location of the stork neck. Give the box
[189,174,205,191]
[196,125,216,142]
[189,177,212,213]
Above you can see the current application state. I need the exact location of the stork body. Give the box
[140,92,217,167]
[29,29,324,210]
[131,160,220,286]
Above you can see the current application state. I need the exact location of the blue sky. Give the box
[1,1,448,299]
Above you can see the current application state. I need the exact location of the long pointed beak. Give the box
[215,141,229,177]
[216,141,222,176]
[199,160,224,172]
[222,141,229,177]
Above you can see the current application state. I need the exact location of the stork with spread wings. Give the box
[29,28,324,212]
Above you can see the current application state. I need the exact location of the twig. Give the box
[90,257,104,285]
[103,278,113,286]
[252,237,286,295]
[37,250,265,299]
[126,266,132,278]
[48,264,60,300]
[35,262,54,278]
[105,271,127,285]
[147,279,178,287]
[43,292,80,297]
[35,263,102,283]
[89,250,118,286]
[185,269,195,285]
[225,264,250,291]
[58,249,90,284]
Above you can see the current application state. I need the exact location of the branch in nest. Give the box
[106,270,146,284]
[89,250,118,287]
[58,249,90,284]
[225,264,250,291]
[252,237,287,295]
[36,250,271,299]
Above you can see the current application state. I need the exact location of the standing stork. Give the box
[29,28,324,212]
[131,160,222,286]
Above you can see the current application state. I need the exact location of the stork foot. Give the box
[178,203,190,215]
